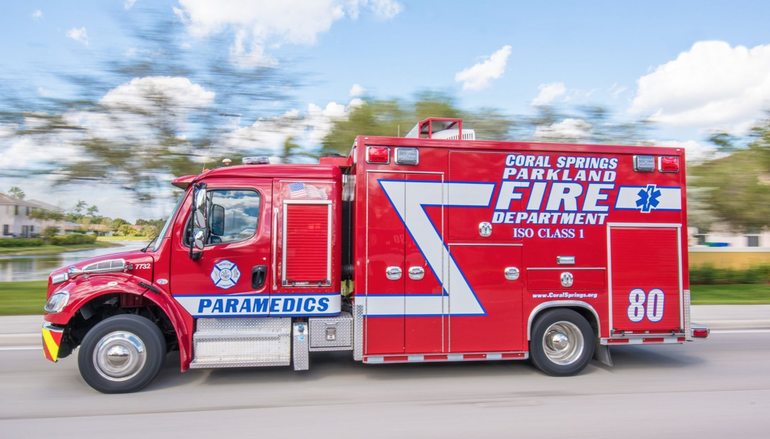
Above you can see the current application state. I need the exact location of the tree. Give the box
[74,200,87,214]
[0,8,297,202]
[87,205,99,216]
[139,224,159,239]
[8,187,24,199]
[118,224,137,237]
[43,226,60,238]
[689,114,770,232]
[29,208,64,222]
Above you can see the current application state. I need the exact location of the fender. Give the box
[44,274,192,371]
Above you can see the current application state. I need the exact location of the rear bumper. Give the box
[42,323,64,362]
[691,323,710,339]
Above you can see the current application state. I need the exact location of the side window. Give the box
[206,189,261,245]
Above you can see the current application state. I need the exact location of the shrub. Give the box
[50,234,97,245]
[43,226,60,238]
[0,238,44,248]
[689,264,770,285]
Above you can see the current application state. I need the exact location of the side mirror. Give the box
[194,230,206,250]
[211,204,225,236]
[194,189,208,229]
[191,186,208,255]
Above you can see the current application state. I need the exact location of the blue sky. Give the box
[2,0,770,220]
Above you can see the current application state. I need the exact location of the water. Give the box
[0,241,148,282]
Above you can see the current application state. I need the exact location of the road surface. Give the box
[1,311,769,438]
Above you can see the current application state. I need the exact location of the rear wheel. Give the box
[530,309,594,376]
[78,314,166,393]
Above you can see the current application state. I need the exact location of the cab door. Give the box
[170,178,273,317]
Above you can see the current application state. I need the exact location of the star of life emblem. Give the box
[210,260,241,289]
[636,184,662,213]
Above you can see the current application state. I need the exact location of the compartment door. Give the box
[365,172,405,355]
[609,226,682,333]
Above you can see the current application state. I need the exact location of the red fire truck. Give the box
[41,118,709,393]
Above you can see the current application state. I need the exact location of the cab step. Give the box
[189,317,291,369]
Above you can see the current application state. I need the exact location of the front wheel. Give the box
[78,314,166,393]
[530,309,595,376]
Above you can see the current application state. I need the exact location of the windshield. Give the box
[152,192,186,252]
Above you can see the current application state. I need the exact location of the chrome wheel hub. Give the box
[542,321,584,366]
[93,331,146,382]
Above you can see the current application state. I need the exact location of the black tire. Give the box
[78,314,166,393]
[529,309,595,376]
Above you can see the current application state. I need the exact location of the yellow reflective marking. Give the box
[42,328,60,362]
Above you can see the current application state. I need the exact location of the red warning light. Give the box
[367,146,390,164]
[659,156,680,173]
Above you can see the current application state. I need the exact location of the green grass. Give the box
[96,236,151,242]
[690,284,770,305]
[0,241,121,256]
[0,281,767,317]
[0,281,47,315]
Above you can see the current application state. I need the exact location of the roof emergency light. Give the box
[243,156,270,165]
[659,156,680,173]
[366,146,390,164]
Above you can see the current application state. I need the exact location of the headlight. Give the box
[44,291,69,314]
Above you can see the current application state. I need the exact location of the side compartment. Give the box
[608,224,683,336]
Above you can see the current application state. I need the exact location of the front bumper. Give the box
[42,323,64,362]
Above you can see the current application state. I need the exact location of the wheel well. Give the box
[59,293,176,359]
[528,304,600,340]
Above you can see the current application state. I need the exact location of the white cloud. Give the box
[455,45,512,91]
[125,0,137,9]
[531,82,566,106]
[174,0,402,66]
[533,118,592,140]
[37,87,50,97]
[610,83,628,99]
[0,137,81,171]
[100,76,215,111]
[350,83,365,96]
[629,41,770,130]
[31,10,42,20]
[219,98,364,156]
[66,27,89,46]
[650,139,716,163]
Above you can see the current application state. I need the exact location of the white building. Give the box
[0,194,65,237]
[689,225,770,248]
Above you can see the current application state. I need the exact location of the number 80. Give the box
[627,288,665,323]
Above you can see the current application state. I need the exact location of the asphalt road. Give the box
[1,322,769,439]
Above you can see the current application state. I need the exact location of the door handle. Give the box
[504,267,520,281]
[408,266,425,280]
[252,265,267,289]
[386,266,402,280]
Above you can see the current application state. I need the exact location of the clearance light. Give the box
[366,146,390,164]
[659,156,680,173]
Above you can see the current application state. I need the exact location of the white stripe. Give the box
[0,333,39,337]
[616,186,681,211]
[0,346,42,351]
[379,181,495,316]
[711,329,770,334]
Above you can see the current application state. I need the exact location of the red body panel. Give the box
[353,135,689,355]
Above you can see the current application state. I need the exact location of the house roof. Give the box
[0,193,37,207]
[26,199,65,212]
